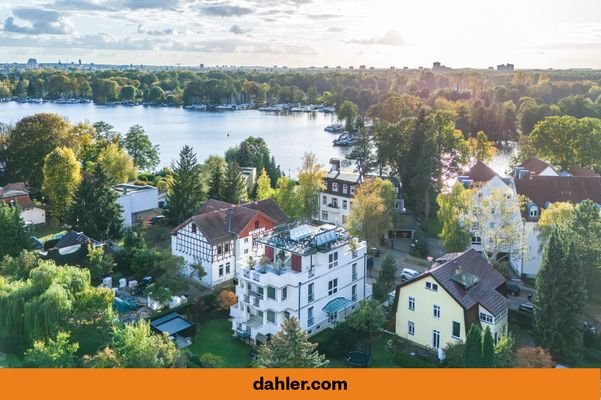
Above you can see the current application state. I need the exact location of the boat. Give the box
[321,106,335,113]
[332,132,359,146]
[324,123,345,133]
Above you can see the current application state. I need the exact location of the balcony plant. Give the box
[248,256,256,271]
[349,238,358,258]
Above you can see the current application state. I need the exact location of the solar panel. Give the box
[290,225,312,241]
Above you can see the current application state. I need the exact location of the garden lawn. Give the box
[189,319,252,367]
[311,329,396,368]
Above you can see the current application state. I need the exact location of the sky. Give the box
[1,0,601,69]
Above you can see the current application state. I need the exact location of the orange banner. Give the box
[0,368,599,400]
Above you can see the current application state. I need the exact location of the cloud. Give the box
[305,13,338,20]
[137,24,176,36]
[327,26,344,33]
[121,0,189,10]
[0,32,158,51]
[202,3,254,17]
[348,30,405,46]
[3,7,75,35]
[48,0,114,11]
[229,24,251,34]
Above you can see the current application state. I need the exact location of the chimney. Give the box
[454,264,463,275]
[226,208,234,233]
[330,158,340,172]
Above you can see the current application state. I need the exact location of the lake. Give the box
[0,102,513,176]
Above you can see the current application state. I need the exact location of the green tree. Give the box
[337,100,359,131]
[0,203,30,258]
[221,161,248,204]
[124,124,159,171]
[467,131,497,163]
[437,182,471,252]
[533,227,586,364]
[104,321,180,368]
[537,202,575,247]
[42,146,81,222]
[148,86,166,103]
[346,177,395,245]
[464,324,483,367]
[165,145,204,225]
[4,113,75,191]
[256,168,274,200]
[494,334,515,368]
[97,143,138,183]
[272,176,300,218]
[345,299,386,356]
[206,160,225,201]
[24,331,79,368]
[296,152,325,220]
[0,250,40,281]
[120,85,137,101]
[255,317,328,368]
[67,164,123,240]
[482,326,496,368]
[86,245,116,283]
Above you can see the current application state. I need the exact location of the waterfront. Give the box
[0,102,513,175]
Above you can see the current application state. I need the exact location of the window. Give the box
[341,184,347,194]
[328,279,338,295]
[217,245,223,255]
[191,223,197,233]
[257,286,264,299]
[425,282,438,292]
[255,221,260,229]
[489,222,495,229]
[408,321,415,336]
[329,252,338,268]
[471,236,482,245]
[332,198,338,208]
[225,262,231,275]
[282,287,288,301]
[452,321,461,339]
[267,286,276,300]
[244,237,249,243]
[352,263,357,281]
[284,311,290,319]
[267,310,276,324]
[332,182,338,192]
[433,304,441,319]
[327,311,337,323]
[529,207,539,218]
[408,296,415,311]
[479,312,494,324]
[308,307,314,326]
[308,283,314,303]
[225,243,230,252]
[218,264,224,277]
[352,285,357,302]
[322,211,328,220]
[350,186,355,195]
[342,200,347,209]
[432,330,440,349]
[258,310,264,319]
[244,248,249,255]
[322,195,327,205]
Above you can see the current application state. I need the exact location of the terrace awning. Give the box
[322,297,353,314]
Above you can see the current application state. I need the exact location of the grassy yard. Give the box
[310,329,397,368]
[32,225,67,242]
[188,319,252,368]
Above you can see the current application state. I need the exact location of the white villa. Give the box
[230,222,372,344]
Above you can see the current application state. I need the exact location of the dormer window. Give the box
[529,206,539,218]
[332,182,338,192]
[191,223,197,233]
[342,184,348,194]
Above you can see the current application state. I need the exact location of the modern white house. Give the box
[114,184,159,227]
[170,199,288,287]
[393,249,509,357]
[230,222,372,344]
[0,182,46,225]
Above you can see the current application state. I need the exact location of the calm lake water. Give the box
[0,102,348,176]
[0,102,513,176]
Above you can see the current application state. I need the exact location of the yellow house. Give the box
[393,249,509,356]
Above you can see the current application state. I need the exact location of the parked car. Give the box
[400,267,419,282]
[368,247,381,257]
[506,281,521,296]
[583,321,597,334]
[518,303,534,314]
[151,215,166,225]
[133,276,155,295]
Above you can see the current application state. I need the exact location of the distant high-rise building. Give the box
[497,63,515,72]
[26,58,38,69]
[359,65,366,70]
[433,61,441,69]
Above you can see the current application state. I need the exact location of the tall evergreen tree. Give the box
[67,163,123,240]
[482,326,496,368]
[464,324,483,367]
[221,161,247,204]
[533,227,586,364]
[255,317,328,368]
[123,124,159,171]
[206,163,225,201]
[0,203,30,258]
[165,146,204,225]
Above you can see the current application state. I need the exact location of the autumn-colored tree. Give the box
[256,168,274,200]
[514,347,554,368]
[296,152,325,220]
[346,177,395,245]
[42,146,81,222]
[97,143,138,184]
[437,182,471,252]
[217,289,237,311]
[467,131,497,163]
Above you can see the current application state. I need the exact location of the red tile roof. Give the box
[517,157,555,176]
[568,166,600,178]
[515,176,601,206]
[464,161,498,183]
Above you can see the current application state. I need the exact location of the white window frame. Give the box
[425,281,438,292]
[332,182,338,192]
[328,278,338,295]
[308,283,314,303]
[479,312,494,324]
[408,321,415,336]
[408,296,415,311]
[433,304,441,319]
[329,251,338,269]
[452,321,461,339]
[342,184,348,194]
